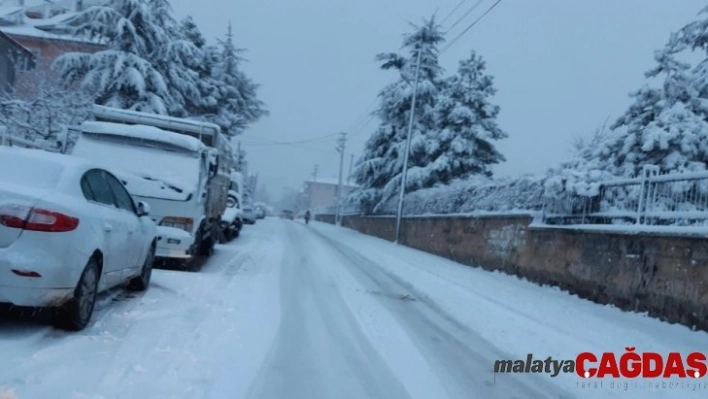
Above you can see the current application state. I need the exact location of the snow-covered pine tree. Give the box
[52,0,172,113]
[352,17,445,213]
[598,6,708,177]
[179,16,216,118]
[180,16,206,49]
[146,0,205,117]
[432,51,507,182]
[53,0,207,117]
[210,23,267,137]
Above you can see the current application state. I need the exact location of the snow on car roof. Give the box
[0,146,92,189]
[80,121,205,153]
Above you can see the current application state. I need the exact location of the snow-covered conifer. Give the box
[209,23,267,136]
[433,51,507,182]
[353,17,445,212]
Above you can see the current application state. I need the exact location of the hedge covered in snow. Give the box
[368,175,545,216]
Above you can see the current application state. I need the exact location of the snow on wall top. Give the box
[305,177,359,187]
[80,121,205,153]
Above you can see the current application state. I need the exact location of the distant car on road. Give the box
[254,203,266,219]
[280,210,295,220]
[0,147,157,331]
[242,205,257,225]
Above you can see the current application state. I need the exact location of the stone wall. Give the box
[316,213,708,332]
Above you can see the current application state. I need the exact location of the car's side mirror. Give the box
[137,201,150,217]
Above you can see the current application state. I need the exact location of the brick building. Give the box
[0,29,33,93]
[0,1,106,96]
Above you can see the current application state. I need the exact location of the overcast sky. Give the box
[169,0,707,199]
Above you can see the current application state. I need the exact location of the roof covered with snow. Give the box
[0,26,32,54]
[80,121,205,153]
[92,105,222,139]
[0,5,23,19]
[0,1,106,44]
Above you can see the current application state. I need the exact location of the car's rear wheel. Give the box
[128,244,155,291]
[54,258,100,331]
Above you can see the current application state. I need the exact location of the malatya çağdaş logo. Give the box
[494,348,707,379]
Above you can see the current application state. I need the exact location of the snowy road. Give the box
[1,218,708,399]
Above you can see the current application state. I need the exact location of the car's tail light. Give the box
[160,217,194,233]
[0,204,79,232]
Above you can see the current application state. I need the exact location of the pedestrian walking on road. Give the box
[305,210,311,224]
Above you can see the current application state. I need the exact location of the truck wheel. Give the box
[198,226,215,256]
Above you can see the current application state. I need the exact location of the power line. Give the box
[239,132,339,146]
[239,139,333,154]
[444,0,485,34]
[440,0,467,25]
[441,0,502,54]
[337,0,500,144]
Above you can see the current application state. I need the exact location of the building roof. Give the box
[0,27,33,56]
[0,1,106,45]
[0,6,24,23]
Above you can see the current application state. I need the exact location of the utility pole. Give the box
[312,164,318,182]
[395,45,423,244]
[309,164,318,210]
[335,132,347,226]
[347,154,354,185]
[237,141,242,171]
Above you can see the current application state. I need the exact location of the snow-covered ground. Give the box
[1,218,707,398]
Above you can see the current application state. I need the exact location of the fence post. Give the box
[636,165,660,225]
[636,167,648,225]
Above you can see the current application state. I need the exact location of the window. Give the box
[82,170,116,207]
[105,172,137,214]
[80,177,95,201]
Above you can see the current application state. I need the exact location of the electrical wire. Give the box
[337,0,477,140]
[441,0,502,54]
[439,0,467,25]
[332,0,501,144]
[239,132,340,146]
[444,0,485,34]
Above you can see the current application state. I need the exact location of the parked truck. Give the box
[69,105,232,267]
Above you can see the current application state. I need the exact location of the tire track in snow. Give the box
[246,221,411,399]
[309,227,575,399]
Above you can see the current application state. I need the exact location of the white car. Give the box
[155,225,192,259]
[0,147,157,331]
[242,205,257,225]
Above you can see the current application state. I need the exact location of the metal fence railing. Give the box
[542,165,708,226]
[1,128,63,153]
[313,204,360,216]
